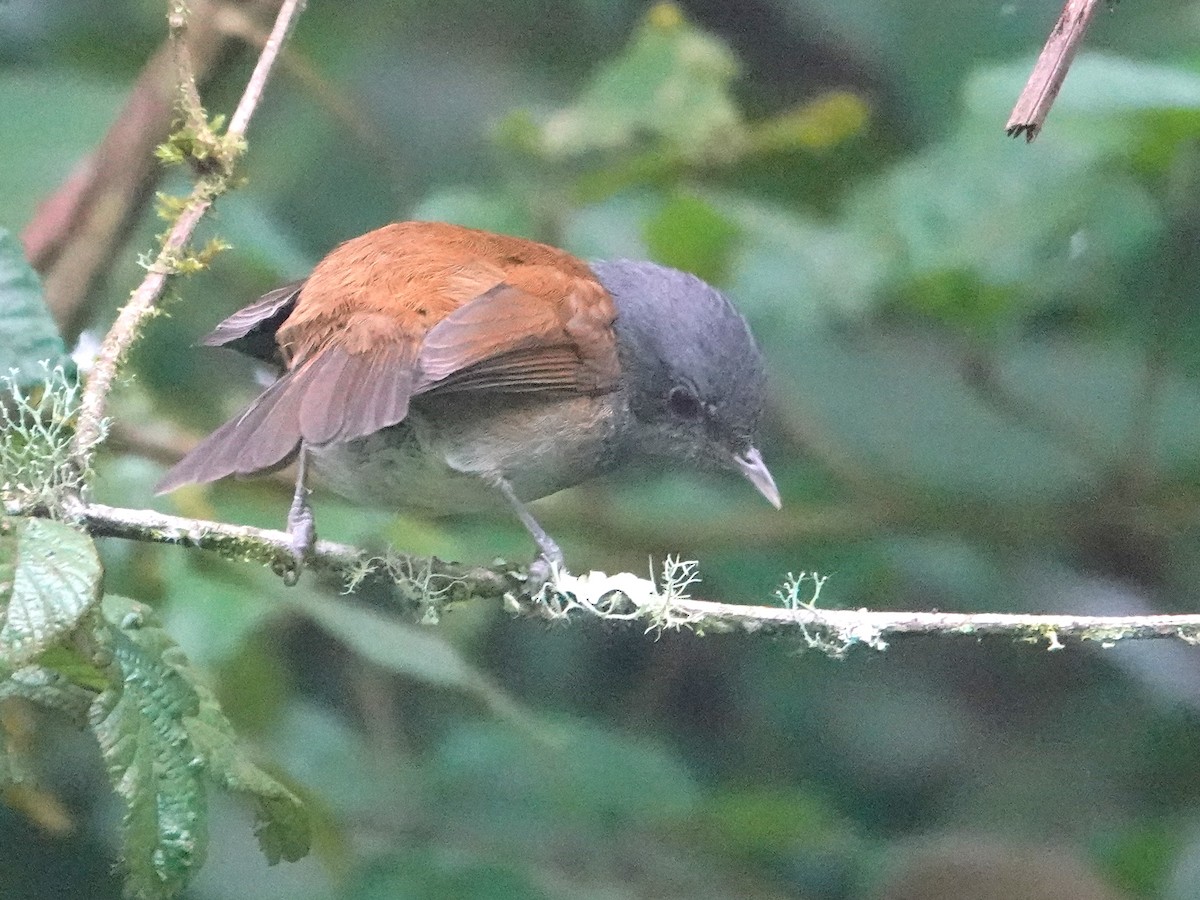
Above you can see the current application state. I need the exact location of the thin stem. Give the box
[70,0,306,474]
[168,1,209,132]
[1006,0,1106,141]
[228,0,304,138]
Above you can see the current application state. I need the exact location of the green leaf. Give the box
[38,643,116,692]
[747,91,870,155]
[538,3,743,160]
[714,192,892,321]
[184,682,310,865]
[0,229,71,386]
[0,516,102,668]
[1,663,100,724]
[90,598,209,899]
[964,56,1200,172]
[89,595,309,899]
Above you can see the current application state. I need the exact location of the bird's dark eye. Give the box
[667,386,703,420]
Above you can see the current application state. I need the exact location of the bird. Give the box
[156,221,779,582]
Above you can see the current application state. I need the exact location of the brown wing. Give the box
[154,339,418,493]
[415,274,619,396]
[157,222,618,492]
[201,281,303,364]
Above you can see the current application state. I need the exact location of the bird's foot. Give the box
[489,475,567,594]
[273,475,316,586]
[525,547,564,595]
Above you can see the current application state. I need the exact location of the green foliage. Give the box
[537,2,743,161]
[154,114,240,175]
[504,0,868,209]
[0,228,71,386]
[0,515,308,897]
[178,681,310,866]
[0,516,102,669]
[0,229,93,513]
[89,609,210,899]
[0,660,100,722]
[88,595,308,898]
[843,128,1160,329]
[965,54,1200,135]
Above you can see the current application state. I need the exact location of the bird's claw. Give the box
[274,491,316,586]
[524,543,566,595]
[526,555,555,593]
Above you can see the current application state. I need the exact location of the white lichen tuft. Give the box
[775,570,885,657]
[542,555,704,635]
[1,363,106,514]
[341,550,466,622]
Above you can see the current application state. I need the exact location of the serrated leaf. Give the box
[0,516,102,667]
[90,598,208,900]
[184,684,309,864]
[0,229,71,386]
[89,595,309,898]
[1,664,100,725]
[539,3,743,160]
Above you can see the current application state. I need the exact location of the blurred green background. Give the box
[7,0,1200,897]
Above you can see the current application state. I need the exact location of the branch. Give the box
[71,501,516,598]
[624,596,1200,648]
[1006,0,1106,141]
[69,0,305,471]
[26,500,1200,652]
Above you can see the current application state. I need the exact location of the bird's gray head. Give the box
[590,259,779,508]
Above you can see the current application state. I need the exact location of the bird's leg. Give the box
[491,476,564,587]
[275,445,315,586]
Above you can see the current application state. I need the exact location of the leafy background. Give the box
[6,0,1200,897]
